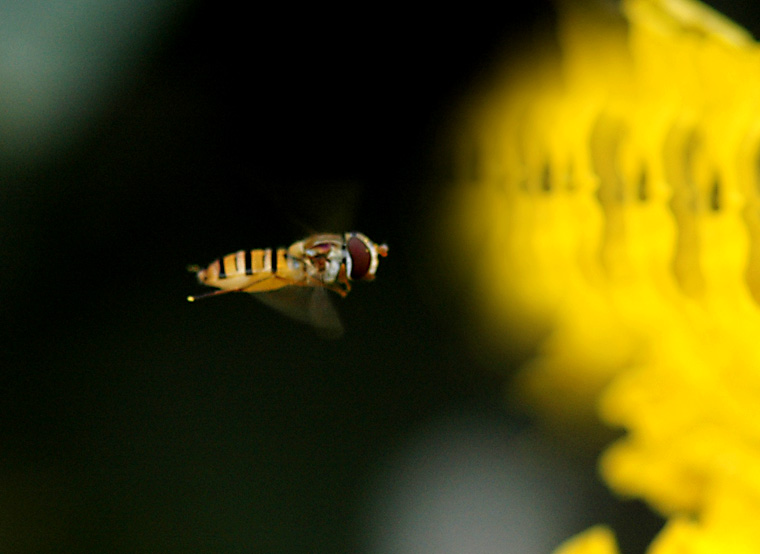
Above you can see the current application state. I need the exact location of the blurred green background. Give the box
[11,0,759,552]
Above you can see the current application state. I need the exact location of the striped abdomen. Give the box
[196,248,301,293]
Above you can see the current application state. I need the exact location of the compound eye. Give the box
[347,236,371,279]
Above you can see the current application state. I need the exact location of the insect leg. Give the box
[187,288,243,302]
[336,265,351,296]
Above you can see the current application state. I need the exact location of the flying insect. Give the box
[187,232,388,333]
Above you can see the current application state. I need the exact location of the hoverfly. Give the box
[187,232,388,335]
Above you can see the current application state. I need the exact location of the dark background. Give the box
[3,0,756,552]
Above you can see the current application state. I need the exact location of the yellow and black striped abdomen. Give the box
[196,248,301,293]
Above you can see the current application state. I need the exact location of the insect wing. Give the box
[307,286,344,339]
[252,286,344,338]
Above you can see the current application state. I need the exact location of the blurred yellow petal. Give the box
[444,0,760,551]
[553,526,619,554]
[648,486,760,554]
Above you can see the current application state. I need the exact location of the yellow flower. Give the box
[554,526,619,554]
[443,0,760,551]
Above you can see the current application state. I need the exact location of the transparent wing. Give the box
[252,285,344,338]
